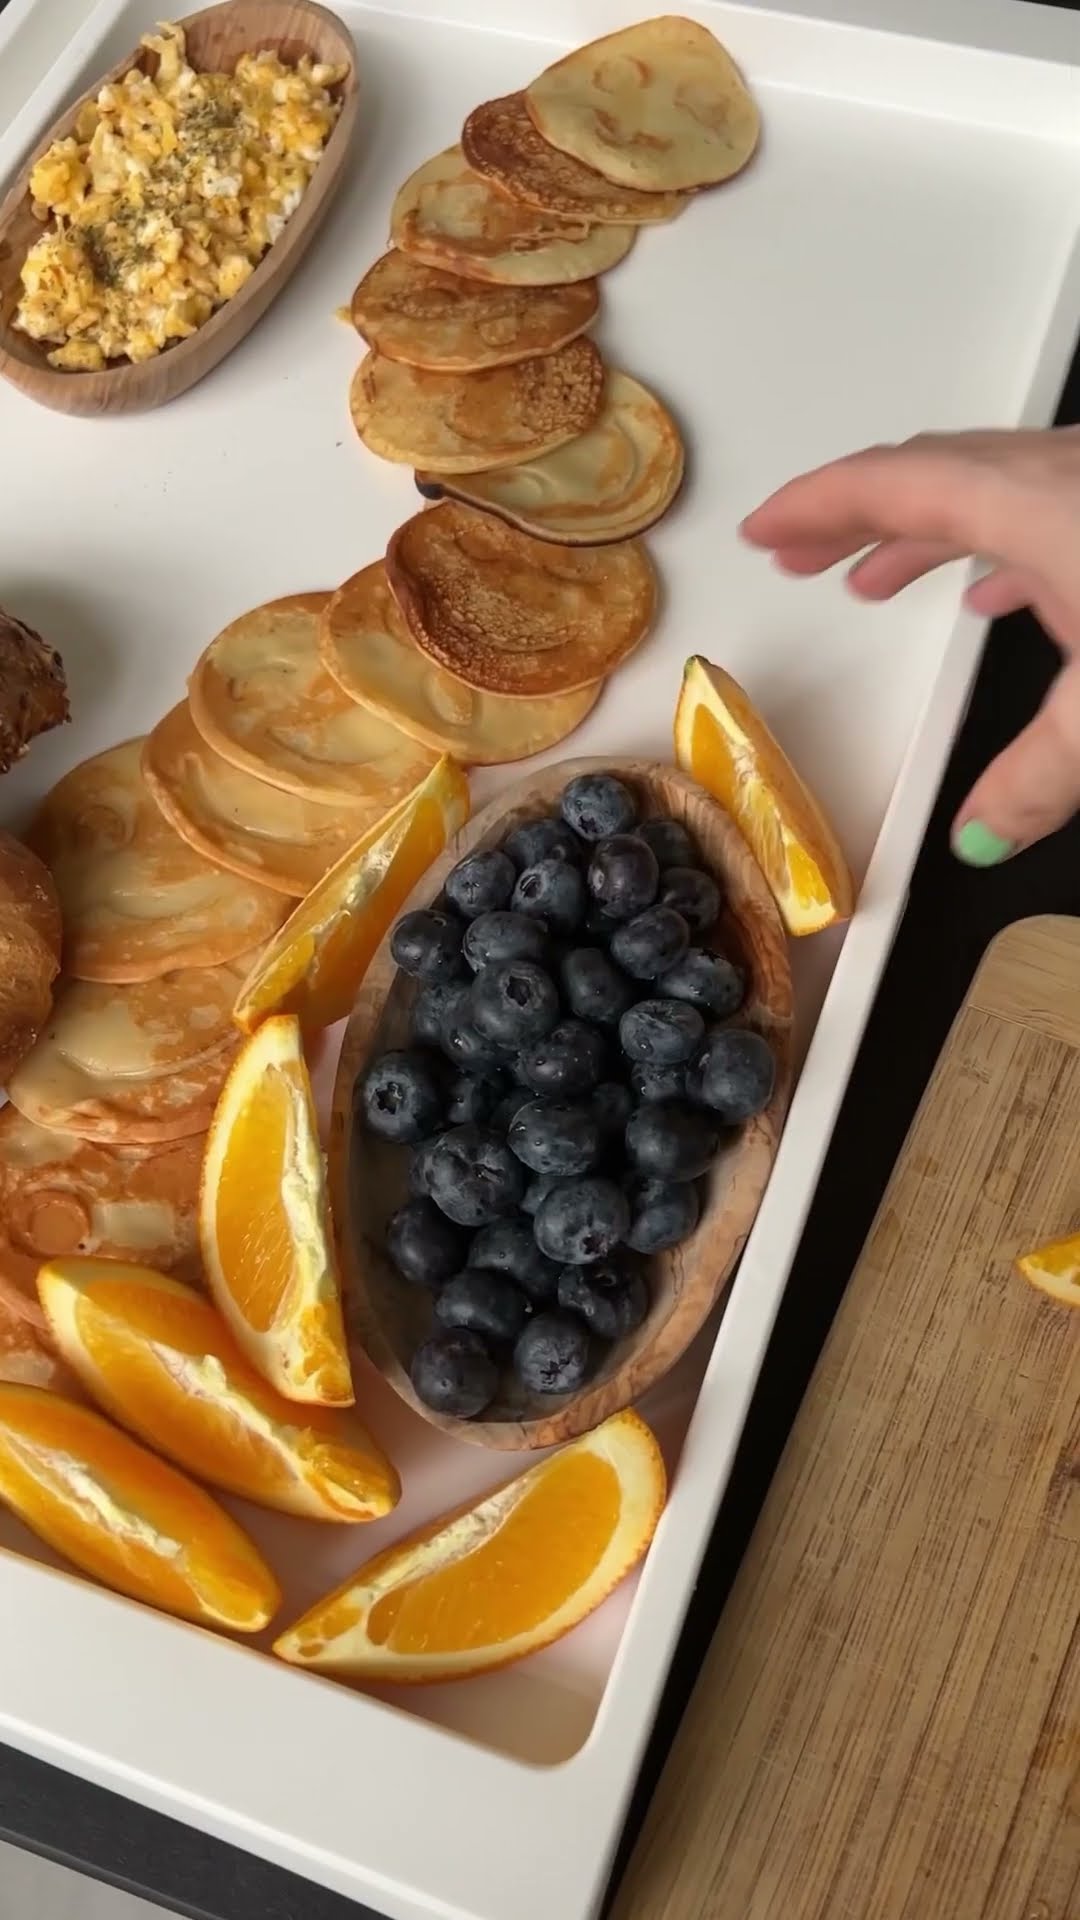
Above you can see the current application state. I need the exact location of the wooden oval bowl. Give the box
[330,759,794,1451]
[0,1,358,416]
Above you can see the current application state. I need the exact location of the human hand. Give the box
[740,427,1080,864]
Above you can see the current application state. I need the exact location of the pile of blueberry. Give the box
[358,773,776,1420]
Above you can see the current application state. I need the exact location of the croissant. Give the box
[0,830,62,1088]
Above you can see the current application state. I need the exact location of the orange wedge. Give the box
[273,1410,666,1683]
[0,1383,279,1630]
[232,755,470,1035]
[674,656,854,936]
[37,1259,399,1522]
[200,1014,352,1406]
[1016,1231,1080,1308]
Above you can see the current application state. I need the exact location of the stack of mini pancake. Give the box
[341,15,758,736]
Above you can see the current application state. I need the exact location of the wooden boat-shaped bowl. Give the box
[0,1,358,415]
[330,759,794,1451]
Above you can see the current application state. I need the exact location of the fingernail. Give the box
[952,820,1015,867]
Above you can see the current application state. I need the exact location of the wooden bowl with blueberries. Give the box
[330,759,793,1451]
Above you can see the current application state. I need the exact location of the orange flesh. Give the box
[1020,1234,1080,1279]
[214,1061,300,1333]
[689,705,831,913]
[0,1386,275,1626]
[367,1448,620,1654]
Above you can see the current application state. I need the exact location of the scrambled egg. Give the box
[15,22,346,370]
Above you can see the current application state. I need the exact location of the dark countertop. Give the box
[2,7,1080,1917]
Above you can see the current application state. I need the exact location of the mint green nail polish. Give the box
[953,820,1014,867]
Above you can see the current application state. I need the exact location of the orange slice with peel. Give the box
[674,656,854,936]
[37,1259,399,1521]
[232,754,470,1035]
[0,1382,279,1630]
[1015,1231,1080,1308]
[200,1014,352,1405]
[273,1409,666,1683]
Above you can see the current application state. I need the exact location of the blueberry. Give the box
[435,1268,529,1343]
[661,948,745,1018]
[559,947,636,1028]
[444,849,517,920]
[587,834,659,920]
[386,1197,465,1288]
[408,1133,445,1198]
[635,818,696,870]
[522,1174,561,1217]
[360,1049,444,1143]
[611,906,689,980]
[534,1175,629,1264]
[619,999,704,1065]
[659,867,720,935]
[469,1216,560,1301]
[583,900,620,941]
[439,1014,509,1072]
[591,1080,633,1138]
[414,474,445,501]
[491,1088,532,1135]
[509,1099,601,1177]
[463,910,550,973]
[557,1257,648,1340]
[512,859,586,935]
[513,1314,592,1394]
[697,1029,776,1121]
[504,816,582,871]
[445,1067,510,1127]
[624,1175,700,1253]
[471,960,560,1048]
[428,1125,525,1226]
[625,1102,719,1181]
[412,979,470,1049]
[630,1060,688,1103]
[411,1330,497,1418]
[391,908,464,982]
[518,1020,607,1099]
[560,773,638,841]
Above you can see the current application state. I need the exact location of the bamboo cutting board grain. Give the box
[615,914,1080,1920]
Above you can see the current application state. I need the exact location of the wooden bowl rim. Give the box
[0,0,358,406]
[330,756,794,1452]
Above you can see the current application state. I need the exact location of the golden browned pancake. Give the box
[350,250,599,372]
[0,1282,67,1390]
[318,562,601,764]
[0,1106,204,1308]
[28,740,286,984]
[525,19,759,193]
[349,338,604,474]
[6,962,244,1144]
[142,705,375,898]
[421,369,684,545]
[462,93,688,224]
[386,501,657,698]
[390,147,635,286]
[187,593,437,806]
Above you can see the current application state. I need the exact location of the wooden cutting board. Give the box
[614,915,1080,1920]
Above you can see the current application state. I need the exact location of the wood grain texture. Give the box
[614,913,1080,1920]
[329,757,793,1451]
[0,1,358,416]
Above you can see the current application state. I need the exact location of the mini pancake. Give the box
[188,593,438,807]
[386,501,657,698]
[0,1105,203,1312]
[318,561,601,764]
[525,18,760,194]
[462,93,688,224]
[350,250,599,372]
[5,961,246,1144]
[420,369,684,546]
[29,740,286,984]
[350,338,604,475]
[390,146,635,286]
[143,705,375,898]
[0,1284,66,1391]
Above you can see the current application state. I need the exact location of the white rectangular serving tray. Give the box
[0,0,1078,1915]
